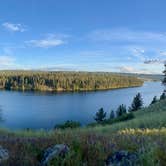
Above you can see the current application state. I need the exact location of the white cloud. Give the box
[2,22,26,32]
[0,56,15,66]
[89,28,166,42]
[160,51,166,56]
[128,47,146,61]
[118,66,154,74]
[26,34,67,48]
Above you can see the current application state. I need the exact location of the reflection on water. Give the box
[0,81,164,129]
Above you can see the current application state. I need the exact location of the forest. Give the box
[0,70,143,91]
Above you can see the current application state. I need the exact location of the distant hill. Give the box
[116,73,164,81]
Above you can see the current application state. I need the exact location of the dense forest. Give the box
[0,71,143,91]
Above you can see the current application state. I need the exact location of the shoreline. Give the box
[0,83,144,93]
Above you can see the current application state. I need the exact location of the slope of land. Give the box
[116,73,164,81]
[0,99,166,165]
[0,71,143,91]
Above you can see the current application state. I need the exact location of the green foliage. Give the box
[104,112,135,125]
[0,100,166,165]
[129,93,143,112]
[0,71,143,91]
[115,113,135,122]
[160,92,166,100]
[94,108,106,123]
[150,96,158,105]
[55,120,81,129]
[110,110,115,119]
[163,63,166,85]
[116,104,127,117]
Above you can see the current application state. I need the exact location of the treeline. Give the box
[93,92,166,126]
[0,71,143,91]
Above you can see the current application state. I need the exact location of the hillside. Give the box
[0,99,166,165]
[0,71,143,92]
[117,73,164,81]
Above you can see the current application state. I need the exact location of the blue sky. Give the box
[0,0,166,74]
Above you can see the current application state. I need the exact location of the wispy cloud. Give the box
[88,28,166,44]
[128,47,146,61]
[117,65,157,74]
[159,51,166,56]
[0,55,15,66]
[2,22,26,32]
[79,50,110,57]
[26,34,68,48]
[144,59,166,64]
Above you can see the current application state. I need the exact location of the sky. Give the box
[0,0,166,74]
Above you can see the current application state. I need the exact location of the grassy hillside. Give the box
[0,100,166,166]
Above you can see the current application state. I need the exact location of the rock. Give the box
[105,150,137,166]
[41,144,69,166]
[0,146,9,163]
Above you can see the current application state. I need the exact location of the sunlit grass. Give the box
[0,100,166,165]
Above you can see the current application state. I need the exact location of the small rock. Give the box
[41,144,69,166]
[0,146,9,163]
[105,150,137,166]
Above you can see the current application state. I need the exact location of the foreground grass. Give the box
[0,100,166,166]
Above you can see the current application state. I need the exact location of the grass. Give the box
[0,100,166,165]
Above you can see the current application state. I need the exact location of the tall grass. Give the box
[0,100,166,165]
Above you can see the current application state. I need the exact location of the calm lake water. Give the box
[0,81,164,129]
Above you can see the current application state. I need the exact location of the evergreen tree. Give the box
[116,104,127,117]
[160,92,166,100]
[129,93,143,112]
[94,108,106,123]
[150,96,158,105]
[110,110,115,119]
[163,63,166,85]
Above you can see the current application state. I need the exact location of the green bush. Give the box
[106,113,135,124]
[54,120,81,129]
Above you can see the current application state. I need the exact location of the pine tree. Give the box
[116,104,127,117]
[150,96,158,105]
[94,108,106,123]
[110,110,115,119]
[160,92,166,100]
[129,93,143,112]
[163,63,166,85]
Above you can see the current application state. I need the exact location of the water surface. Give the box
[0,81,164,129]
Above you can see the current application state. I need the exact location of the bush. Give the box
[114,113,135,122]
[150,96,158,105]
[94,108,107,123]
[160,92,166,100]
[101,113,135,125]
[116,104,127,117]
[54,120,81,129]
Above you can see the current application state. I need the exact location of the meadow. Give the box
[0,99,166,165]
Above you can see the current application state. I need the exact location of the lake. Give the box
[0,81,164,129]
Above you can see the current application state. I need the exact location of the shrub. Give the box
[116,104,127,117]
[150,96,158,105]
[102,113,135,125]
[54,120,81,129]
[160,92,166,100]
[110,110,115,119]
